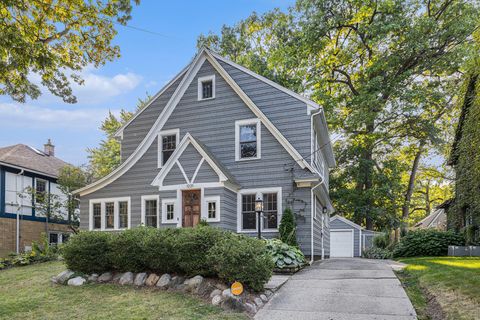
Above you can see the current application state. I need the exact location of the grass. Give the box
[0,261,247,320]
[396,257,480,320]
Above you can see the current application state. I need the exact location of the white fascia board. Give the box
[312,111,336,168]
[114,65,189,138]
[204,50,314,172]
[210,51,321,110]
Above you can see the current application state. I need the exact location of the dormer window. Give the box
[198,75,215,100]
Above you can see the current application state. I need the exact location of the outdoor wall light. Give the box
[255,196,264,239]
[323,207,328,214]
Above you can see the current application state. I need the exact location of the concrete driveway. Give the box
[255,258,417,320]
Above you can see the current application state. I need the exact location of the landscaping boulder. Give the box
[210,289,222,298]
[170,276,184,288]
[67,276,86,286]
[244,302,257,314]
[254,297,264,308]
[119,272,134,285]
[87,273,99,283]
[260,294,268,303]
[98,272,113,283]
[212,294,223,306]
[222,288,234,298]
[184,275,204,293]
[156,274,171,289]
[221,296,245,312]
[134,273,147,286]
[194,278,214,296]
[145,273,160,286]
[112,273,123,283]
[215,282,228,291]
[52,270,74,284]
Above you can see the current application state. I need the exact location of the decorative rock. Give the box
[215,283,228,291]
[244,302,257,314]
[260,294,268,303]
[119,272,134,285]
[52,270,74,284]
[87,273,99,283]
[195,280,214,296]
[145,273,160,286]
[67,276,86,286]
[98,272,113,283]
[210,289,222,298]
[184,275,204,292]
[170,276,185,288]
[134,273,147,286]
[112,273,122,283]
[156,274,171,289]
[254,297,264,308]
[221,296,245,312]
[222,288,234,298]
[212,294,223,306]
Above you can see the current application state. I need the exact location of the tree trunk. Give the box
[401,143,424,232]
[425,181,431,215]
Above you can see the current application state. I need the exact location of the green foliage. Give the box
[264,239,306,269]
[0,235,59,270]
[207,233,273,291]
[62,226,274,291]
[278,208,298,246]
[0,0,139,103]
[393,230,464,258]
[362,247,393,259]
[372,233,390,249]
[464,225,480,245]
[63,231,112,273]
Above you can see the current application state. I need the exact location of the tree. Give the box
[279,207,298,246]
[198,0,480,230]
[0,0,139,103]
[57,165,89,227]
[87,94,151,179]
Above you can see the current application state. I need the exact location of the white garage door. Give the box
[330,230,354,258]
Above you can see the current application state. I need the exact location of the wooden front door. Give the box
[182,190,201,227]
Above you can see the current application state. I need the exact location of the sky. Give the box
[0,0,294,166]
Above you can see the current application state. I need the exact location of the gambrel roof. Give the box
[74,48,334,196]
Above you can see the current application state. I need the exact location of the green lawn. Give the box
[396,257,480,320]
[0,261,246,320]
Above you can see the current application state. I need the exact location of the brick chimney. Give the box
[44,139,55,156]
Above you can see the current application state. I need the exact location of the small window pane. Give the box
[35,180,47,203]
[202,80,213,99]
[49,233,58,245]
[119,201,128,228]
[105,202,114,229]
[263,193,278,229]
[242,194,256,230]
[145,199,157,227]
[93,203,101,229]
[162,135,176,165]
[239,124,257,158]
[208,202,216,219]
[166,204,174,221]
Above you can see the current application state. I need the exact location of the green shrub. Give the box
[279,208,298,247]
[363,247,392,259]
[464,225,480,245]
[144,228,180,273]
[208,233,274,291]
[175,225,227,276]
[108,227,154,272]
[392,229,464,258]
[265,238,306,269]
[373,233,390,249]
[63,231,112,273]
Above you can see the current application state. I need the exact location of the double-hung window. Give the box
[162,198,176,224]
[198,75,215,100]
[119,201,128,229]
[89,197,130,230]
[235,119,261,161]
[239,188,282,232]
[141,195,159,227]
[35,178,47,203]
[241,194,257,231]
[93,203,101,229]
[263,193,278,230]
[158,129,179,167]
[105,202,114,229]
[204,196,220,222]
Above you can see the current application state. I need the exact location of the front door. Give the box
[182,190,201,227]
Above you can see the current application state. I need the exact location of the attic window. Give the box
[198,75,215,100]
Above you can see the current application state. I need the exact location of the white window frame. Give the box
[203,195,220,222]
[88,197,131,231]
[237,187,282,233]
[34,177,48,203]
[141,195,160,228]
[235,118,261,161]
[157,129,180,168]
[161,198,177,224]
[197,75,215,100]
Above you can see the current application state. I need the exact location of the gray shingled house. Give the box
[74,48,335,259]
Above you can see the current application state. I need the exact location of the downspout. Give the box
[15,169,24,254]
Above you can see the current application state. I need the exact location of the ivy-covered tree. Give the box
[0,0,140,103]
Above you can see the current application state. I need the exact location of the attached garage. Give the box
[330,215,379,258]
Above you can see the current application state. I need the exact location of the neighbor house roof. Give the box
[414,208,447,230]
[0,144,70,178]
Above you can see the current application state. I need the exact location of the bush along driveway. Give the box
[255,258,417,320]
[395,257,480,320]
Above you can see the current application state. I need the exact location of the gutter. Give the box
[310,177,325,265]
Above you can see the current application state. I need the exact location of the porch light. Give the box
[322,207,328,214]
[255,196,264,239]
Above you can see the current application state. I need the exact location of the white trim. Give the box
[197,74,216,100]
[141,195,160,227]
[235,118,261,161]
[191,158,205,184]
[237,187,282,233]
[330,229,355,258]
[176,161,190,184]
[359,228,362,256]
[157,129,180,168]
[88,197,131,231]
[161,198,177,224]
[114,65,189,138]
[0,162,58,179]
[330,215,364,230]
[203,195,220,222]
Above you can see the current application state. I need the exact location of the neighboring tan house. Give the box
[74,47,335,259]
[0,140,72,257]
[413,205,448,231]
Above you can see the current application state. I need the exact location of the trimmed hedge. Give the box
[62,226,273,291]
[392,229,464,258]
